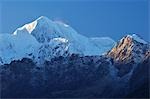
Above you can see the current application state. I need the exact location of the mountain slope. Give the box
[0,34,149,98]
[0,16,115,65]
[14,16,115,55]
[1,50,149,98]
[0,32,40,65]
[0,55,118,98]
[107,34,149,63]
[90,37,116,54]
[107,34,149,77]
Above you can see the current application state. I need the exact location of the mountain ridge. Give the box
[0,16,149,98]
[0,16,116,65]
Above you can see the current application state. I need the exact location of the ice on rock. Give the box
[127,34,147,44]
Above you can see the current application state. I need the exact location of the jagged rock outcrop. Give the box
[107,34,149,77]
[107,34,149,63]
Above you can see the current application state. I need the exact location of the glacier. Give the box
[0,16,116,65]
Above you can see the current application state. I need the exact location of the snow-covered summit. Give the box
[0,16,116,65]
[107,34,149,63]
[126,34,147,44]
[13,16,116,55]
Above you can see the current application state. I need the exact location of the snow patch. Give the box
[54,21,69,27]
[53,38,68,43]
[127,34,147,44]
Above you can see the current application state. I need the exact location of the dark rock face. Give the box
[0,58,36,98]
[114,62,134,77]
[127,56,150,98]
[0,56,116,98]
[0,53,149,98]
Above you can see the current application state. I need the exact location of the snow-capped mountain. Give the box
[0,32,40,65]
[1,44,149,98]
[107,34,149,63]
[0,32,149,98]
[0,16,115,65]
[14,16,115,55]
[107,34,149,77]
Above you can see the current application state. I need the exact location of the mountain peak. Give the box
[0,16,116,65]
[125,34,147,44]
[36,16,52,23]
[107,34,149,63]
[37,16,49,20]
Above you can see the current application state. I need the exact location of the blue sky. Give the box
[0,0,149,41]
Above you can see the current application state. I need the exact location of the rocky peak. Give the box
[106,34,149,77]
[107,34,149,64]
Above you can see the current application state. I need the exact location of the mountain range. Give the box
[0,16,115,65]
[0,16,149,98]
